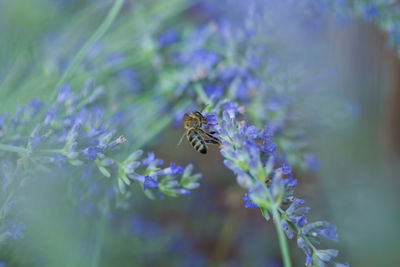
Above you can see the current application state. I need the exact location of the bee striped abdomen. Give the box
[187,129,207,154]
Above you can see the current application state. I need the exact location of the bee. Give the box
[177,111,221,154]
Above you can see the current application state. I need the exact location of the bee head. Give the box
[183,112,202,129]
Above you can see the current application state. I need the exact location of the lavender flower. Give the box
[206,103,347,266]
[363,3,380,20]
[0,81,202,242]
[157,30,180,47]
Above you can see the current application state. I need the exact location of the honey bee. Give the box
[177,111,221,154]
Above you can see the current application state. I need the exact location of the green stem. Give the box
[90,212,107,267]
[0,143,66,155]
[272,207,292,267]
[36,148,65,154]
[0,143,28,154]
[55,0,125,90]
[0,190,15,219]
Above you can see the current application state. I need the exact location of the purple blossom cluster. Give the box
[208,103,348,266]
[157,10,323,174]
[0,80,201,242]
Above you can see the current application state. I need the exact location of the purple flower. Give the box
[47,154,67,167]
[9,222,26,239]
[83,146,104,161]
[162,162,184,176]
[364,3,379,20]
[29,99,43,114]
[176,188,191,195]
[143,176,158,190]
[225,102,238,119]
[281,160,292,175]
[44,108,57,125]
[203,83,224,99]
[262,126,274,139]
[142,152,164,166]
[306,255,312,266]
[119,69,140,93]
[262,140,277,154]
[57,84,72,103]
[206,114,218,125]
[243,194,258,209]
[297,237,312,264]
[87,125,106,138]
[29,126,42,148]
[284,174,298,187]
[176,49,220,69]
[286,198,305,214]
[157,30,180,47]
[244,125,258,139]
[282,220,294,239]
[213,103,344,265]
[223,159,241,173]
[247,52,262,70]
[294,216,307,227]
[107,52,124,66]
[144,152,158,165]
[87,42,103,58]
[219,67,238,86]
[302,221,338,242]
[316,249,339,262]
[303,154,320,172]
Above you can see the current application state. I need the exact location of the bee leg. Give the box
[206,134,221,144]
[207,134,221,143]
[198,128,221,144]
[194,111,205,120]
[205,139,220,145]
[177,131,187,147]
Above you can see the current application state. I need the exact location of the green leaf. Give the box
[118,165,131,185]
[160,179,178,189]
[68,159,84,166]
[126,149,143,162]
[260,208,270,221]
[98,166,111,178]
[182,164,193,178]
[144,188,156,200]
[158,186,178,197]
[182,182,200,190]
[181,174,201,187]
[118,179,126,194]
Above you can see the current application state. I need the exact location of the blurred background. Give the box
[1,0,400,266]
